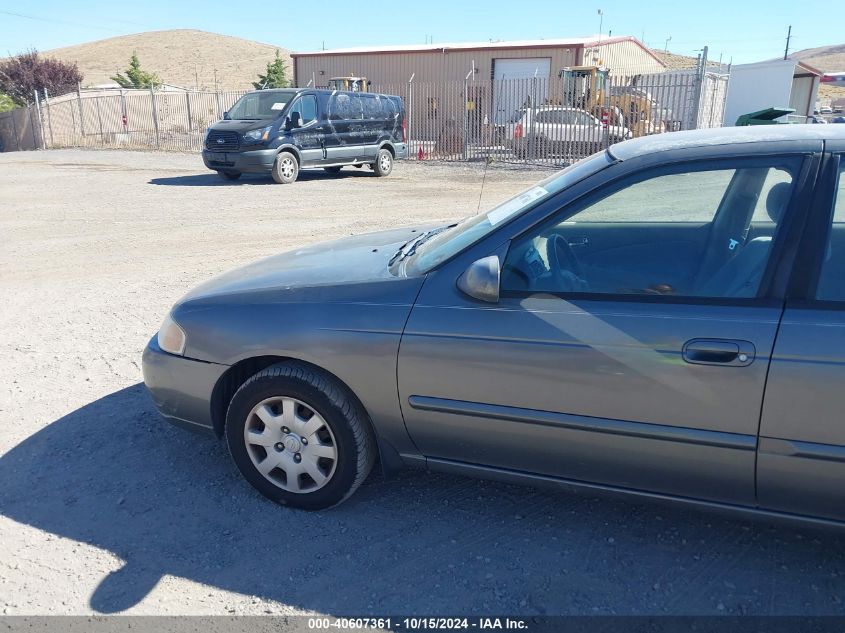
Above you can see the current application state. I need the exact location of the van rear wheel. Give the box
[272,152,299,184]
[372,149,393,177]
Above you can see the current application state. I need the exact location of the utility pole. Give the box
[213,68,219,91]
[784,25,792,60]
[664,35,672,53]
[597,9,604,43]
[194,64,199,90]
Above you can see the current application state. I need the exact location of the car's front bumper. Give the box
[202,148,277,173]
[142,336,228,434]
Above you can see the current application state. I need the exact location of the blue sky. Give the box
[0,0,838,64]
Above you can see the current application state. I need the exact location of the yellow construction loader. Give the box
[559,66,665,137]
[327,76,370,92]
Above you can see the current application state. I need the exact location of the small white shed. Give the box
[724,59,821,125]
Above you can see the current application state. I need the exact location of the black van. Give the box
[202,88,407,184]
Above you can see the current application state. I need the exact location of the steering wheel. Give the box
[546,234,588,292]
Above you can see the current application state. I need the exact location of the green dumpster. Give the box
[735,107,795,126]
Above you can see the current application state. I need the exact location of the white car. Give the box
[820,106,833,114]
[507,106,632,160]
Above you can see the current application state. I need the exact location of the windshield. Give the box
[226,90,298,120]
[401,151,614,275]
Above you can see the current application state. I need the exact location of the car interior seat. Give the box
[695,182,792,297]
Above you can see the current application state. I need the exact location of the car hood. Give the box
[179,225,433,306]
[209,119,278,133]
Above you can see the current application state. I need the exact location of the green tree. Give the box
[0,93,16,112]
[111,52,161,89]
[253,50,290,89]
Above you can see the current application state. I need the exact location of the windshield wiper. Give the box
[389,224,457,266]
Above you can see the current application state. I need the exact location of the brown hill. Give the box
[42,29,291,91]
[649,49,727,71]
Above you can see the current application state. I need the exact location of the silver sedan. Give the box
[144,124,845,524]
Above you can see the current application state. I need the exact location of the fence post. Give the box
[407,73,415,158]
[44,89,55,148]
[33,90,45,149]
[463,68,473,161]
[185,91,193,132]
[76,82,86,138]
[120,90,128,137]
[28,105,37,150]
[149,85,160,149]
[94,95,105,146]
[690,46,708,130]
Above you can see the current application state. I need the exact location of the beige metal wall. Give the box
[293,46,579,87]
[592,40,667,75]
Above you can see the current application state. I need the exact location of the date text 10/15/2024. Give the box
[307,618,529,630]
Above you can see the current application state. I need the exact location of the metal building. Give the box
[292,35,666,89]
[289,37,732,166]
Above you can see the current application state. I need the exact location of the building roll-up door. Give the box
[492,57,551,125]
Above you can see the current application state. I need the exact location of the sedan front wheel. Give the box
[226,362,376,510]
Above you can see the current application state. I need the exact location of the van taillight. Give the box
[514,122,524,139]
[402,118,407,141]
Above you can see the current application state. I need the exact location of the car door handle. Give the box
[682,339,755,367]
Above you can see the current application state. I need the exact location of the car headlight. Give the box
[157,314,186,356]
[243,126,271,143]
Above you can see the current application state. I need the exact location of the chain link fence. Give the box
[1,65,727,166]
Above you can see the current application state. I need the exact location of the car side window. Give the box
[294,95,317,124]
[559,110,577,125]
[501,159,800,299]
[573,111,595,126]
[815,163,845,301]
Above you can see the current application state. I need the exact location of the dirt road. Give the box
[1,149,843,616]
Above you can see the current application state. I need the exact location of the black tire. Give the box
[323,166,342,174]
[372,148,393,177]
[271,151,299,184]
[217,170,241,181]
[225,362,376,510]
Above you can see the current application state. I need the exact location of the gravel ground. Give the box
[1,149,844,617]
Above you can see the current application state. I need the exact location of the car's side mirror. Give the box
[223,111,229,120]
[457,255,501,303]
[286,112,302,130]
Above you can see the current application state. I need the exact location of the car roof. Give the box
[533,106,589,112]
[609,125,845,161]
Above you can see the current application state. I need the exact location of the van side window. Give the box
[294,95,317,125]
[328,93,363,121]
[362,95,382,120]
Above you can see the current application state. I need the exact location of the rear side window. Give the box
[328,93,363,120]
[535,110,561,124]
[362,94,390,119]
[815,163,845,301]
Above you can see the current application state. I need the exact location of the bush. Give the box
[0,50,83,104]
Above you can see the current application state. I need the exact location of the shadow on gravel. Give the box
[149,170,374,187]
[2,384,845,615]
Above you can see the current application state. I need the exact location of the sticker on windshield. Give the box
[270,102,287,111]
[487,186,549,226]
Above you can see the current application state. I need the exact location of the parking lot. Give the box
[1,148,845,617]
